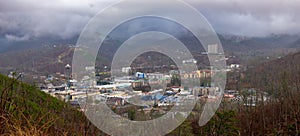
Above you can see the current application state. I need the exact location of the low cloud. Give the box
[0,0,299,40]
[5,34,30,42]
[189,0,300,36]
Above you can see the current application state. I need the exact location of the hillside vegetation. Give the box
[0,74,104,135]
[247,51,300,90]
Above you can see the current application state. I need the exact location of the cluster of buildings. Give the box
[38,67,224,111]
[223,89,269,107]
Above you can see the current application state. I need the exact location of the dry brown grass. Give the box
[1,112,68,136]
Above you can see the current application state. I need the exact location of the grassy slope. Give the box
[0,74,104,135]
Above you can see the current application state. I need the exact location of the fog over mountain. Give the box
[0,0,300,43]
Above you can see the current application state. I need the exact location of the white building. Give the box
[85,66,95,71]
[182,59,197,64]
[230,64,240,69]
[208,44,218,54]
[146,73,164,80]
[121,67,131,73]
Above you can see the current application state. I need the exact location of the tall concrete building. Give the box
[208,44,218,54]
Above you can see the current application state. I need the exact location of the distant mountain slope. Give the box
[1,34,300,77]
[0,45,75,75]
[0,74,103,135]
[0,35,78,53]
[220,34,300,52]
[289,38,300,48]
[246,51,300,90]
[1,33,299,53]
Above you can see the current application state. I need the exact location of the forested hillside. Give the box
[0,74,104,135]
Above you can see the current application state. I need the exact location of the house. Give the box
[230,64,240,69]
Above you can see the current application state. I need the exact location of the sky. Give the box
[0,0,300,42]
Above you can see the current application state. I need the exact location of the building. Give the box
[121,67,131,73]
[182,70,212,79]
[135,72,146,79]
[182,59,197,64]
[85,66,95,71]
[192,87,219,97]
[230,64,240,69]
[208,44,218,54]
[146,73,164,80]
[131,80,148,88]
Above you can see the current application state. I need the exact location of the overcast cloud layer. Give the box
[0,0,300,41]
